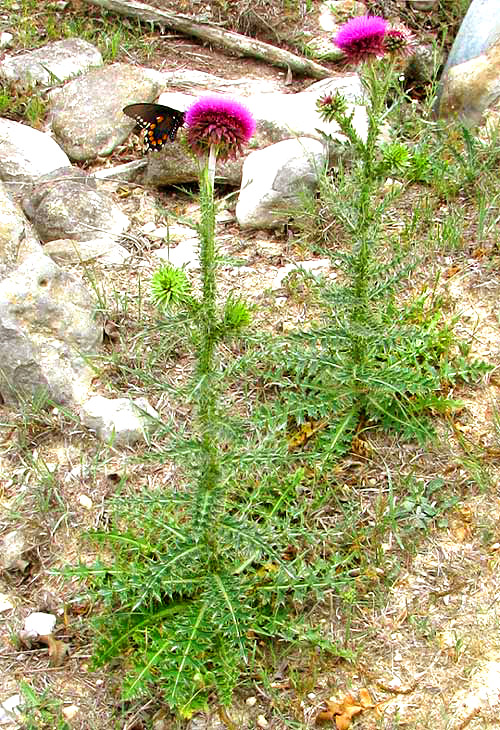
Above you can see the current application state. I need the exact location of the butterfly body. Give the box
[123,103,185,152]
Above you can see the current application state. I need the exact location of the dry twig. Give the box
[81,0,334,78]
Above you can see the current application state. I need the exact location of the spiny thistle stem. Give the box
[184,96,255,538]
[196,148,220,500]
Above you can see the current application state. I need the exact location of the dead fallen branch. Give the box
[81,0,334,79]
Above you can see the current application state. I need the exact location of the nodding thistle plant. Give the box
[66,96,353,718]
[262,15,489,456]
[316,15,418,371]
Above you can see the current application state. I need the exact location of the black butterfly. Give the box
[123,103,185,152]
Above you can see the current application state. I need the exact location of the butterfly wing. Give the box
[123,103,185,151]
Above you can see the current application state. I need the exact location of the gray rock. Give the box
[0,118,71,191]
[435,0,500,121]
[437,41,500,124]
[43,238,132,265]
[272,259,331,289]
[0,252,102,406]
[91,159,147,182]
[49,63,162,160]
[0,181,43,276]
[21,168,129,242]
[236,137,328,229]
[0,530,27,570]
[80,395,159,446]
[440,0,500,69]
[144,138,244,187]
[153,237,199,269]
[0,38,102,89]
[21,166,94,220]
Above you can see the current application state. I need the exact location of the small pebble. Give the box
[256,715,269,728]
[62,705,79,720]
[0,593,14,613]
[307,692,316,700]
[0,694,21,724]
[78,494,93,510]
[0,530,26,570]
[245,696,257,707]
[24,611,56,637]
[0,32,13,48]
[382,177,403,193]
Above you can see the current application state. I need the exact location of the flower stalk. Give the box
[196,145,220,503]
[317,17,415,370]
[184,96,255,541]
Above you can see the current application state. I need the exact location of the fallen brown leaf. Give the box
[39,635,70,667]
[335,715,350,730]
[316,689,374,728]
[358,688,375,708]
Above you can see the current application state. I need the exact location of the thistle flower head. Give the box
[383,25,416,57]
[316,92,348,123]
[185,95,256,161]
[333,15,388,64]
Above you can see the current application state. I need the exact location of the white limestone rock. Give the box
[49,63,162,160]
[153,237,200,269]
[0,181,43,275]
[23,612,57,638]
[272,259,331,289]
[0,252,102,406]
[0,38,102,89]
[0,694,21,726]
[0,530,27,570]
[43,238,132,265]
[0,118,71,190]
[80,395,159,446]
[236,137,328,229]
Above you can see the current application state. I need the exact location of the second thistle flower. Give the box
[185,95,256,161]
[333,14,415,64]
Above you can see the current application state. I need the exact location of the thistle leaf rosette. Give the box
[185,95,256,161]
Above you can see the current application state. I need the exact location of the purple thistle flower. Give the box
[333,15,388,64]
[185,95,256,161]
